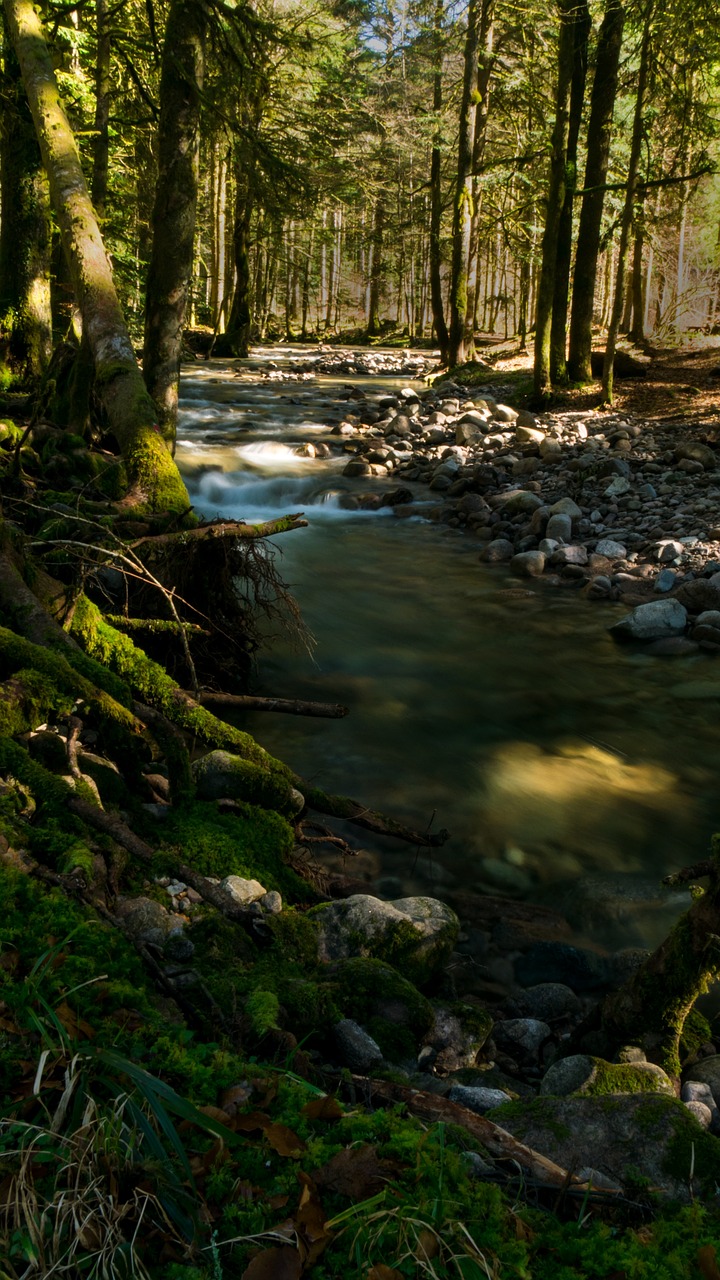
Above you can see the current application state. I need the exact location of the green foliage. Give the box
[154,800,298,892]
[246,989,281,1036]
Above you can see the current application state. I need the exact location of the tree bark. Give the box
[367,198,385,336]
[143,0,206,447]
[549,0,591,384]
[533,0,577,395]
[601,2,654,402]
[3,0,189,514]
[448,0,481,367]
[91,0,111,218]
[0,15,52,380]
[428,1,449,361]
[567,0,625,382]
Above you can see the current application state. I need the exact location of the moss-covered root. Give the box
[0,625,145,745]
[302,785,450,849]
[0,541,79,652]
[69,596,292,781]
[0,668,73,738]
[592,867,720,1077]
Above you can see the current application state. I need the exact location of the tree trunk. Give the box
[465,0,495,354]
[221,171,253,357]
[449,0,481,367]
[91,0,111,218]
[567,0,625,382]
[533,0,577,395]
[3,0,189,514]
[549,0,591,384]
[0,16,52,380]
[628,219,645,342]
[143,0,206,447]
[367,198,384,336]
[429,17,450,361]
[602,1,654,403]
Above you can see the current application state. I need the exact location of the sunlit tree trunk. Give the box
[567,0,624,381]
[3,0,188,512]
[533,0,577,395]
[0,17,52,380]
[549,0,591,384]
[143,0,206,446]
[91,0,111,218]
[602,1,654,402]
[449,0,481,366]
[429,1,449,360]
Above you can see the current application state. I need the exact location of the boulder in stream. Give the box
[311,893,459,985]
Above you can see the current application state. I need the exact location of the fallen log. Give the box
[190,691,349,719]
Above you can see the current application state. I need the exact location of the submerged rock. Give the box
[610,598,688,641]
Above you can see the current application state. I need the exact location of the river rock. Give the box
[654,539,684,562]
[116,895,175,945]
[496,489,544,514]
[448,1085,512,1113]
[488,1094,710,1200]
[545,513,572,542]
[610,599,688,641]
[492,403,518,423]
[422,1005,493,1072]
[334,1019,384,1072]
[674,580,720,613]
[595,538,627,559]
[508,983,581,1022]
[515,409,539,430]
[654,568,677,592]
[681,1057,720,1107]
[549,497,582,520]
[510,550,545,578]
[550,544,588,567]
[675,442,717,469]
[311,894,459,984]
[493,1017,551,1065]
[516,424,546,445]
[221,876,267,906]
[343,458,372,477]
[604,476,632,498]
[480,538,515,562]
[515,942,615,992]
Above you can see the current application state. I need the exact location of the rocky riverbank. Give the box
[314,361,720,655]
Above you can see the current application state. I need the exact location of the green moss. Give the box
[69,598,291,780]
[679,1006,713,1061]
[325,957,434,1059]
[246,990,280,1036]
[584,1059,674,1098]
[0,667,71,737]
[266,909,319,966]
[154,801,300,896]
[193,749,297,815]
[491,1096,573,1143]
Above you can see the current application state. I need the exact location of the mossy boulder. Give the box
[490,1093,720,1199]
[192,748,303,815]
[310,893,459,986]
[540,1054,675,1098]
[323,956,434,1060]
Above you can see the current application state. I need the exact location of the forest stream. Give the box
[177,347,720,954]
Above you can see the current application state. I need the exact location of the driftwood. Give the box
[346,1076,598,1192]
[190,691,349,719]
[131,514,308,551]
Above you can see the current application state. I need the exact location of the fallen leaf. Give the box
[302,1094,343,1121]
[295,1171,331,1266]
[197,1104,234,1127]
[55,1001,95,1040]
[267,1192,290,1211]
[367,1267,404,1280]
[234,1110,272,1134]
[241,1246,302,1280]
[221,1082,254,1115]
[313,1146,401,1200]
[699,1245,720,1280]
[264,1123,307,1159]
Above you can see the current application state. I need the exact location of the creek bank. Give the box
[316,368,720,651]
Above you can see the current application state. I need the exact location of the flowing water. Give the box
[177,347,720,949]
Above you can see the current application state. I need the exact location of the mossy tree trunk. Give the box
[588,852,720,1078]
[448,0,481,368]
[567,0,624,382]
[0,16,52,381]
[143,0,207,447]
[532,0,577,396]
[367,198,385,338]
[3,0,190,514]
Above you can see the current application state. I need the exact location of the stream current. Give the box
[176,347,720,952]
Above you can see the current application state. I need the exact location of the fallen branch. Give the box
[131,514,309,551]
[302,786,449,848]
[191,691,349,719]
[345,1076,598,1192]
[663,859,716,887]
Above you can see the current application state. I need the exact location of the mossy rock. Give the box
[153,800,301,898]
[491,1093,720,1198]
[540,1054,674,1099]
[310,893,459,987]
[323,956,434,1060]
[192,748,302,816]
